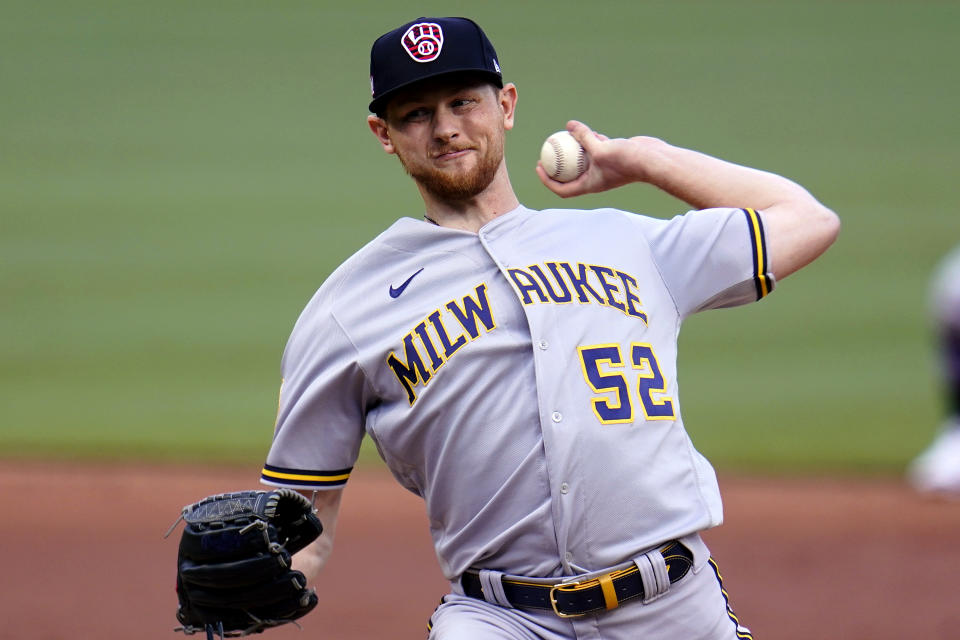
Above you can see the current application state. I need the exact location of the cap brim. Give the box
[369,69,503,114]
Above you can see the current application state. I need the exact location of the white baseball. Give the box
[540,131,588,183]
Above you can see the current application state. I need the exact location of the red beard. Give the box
[397,136,504,202]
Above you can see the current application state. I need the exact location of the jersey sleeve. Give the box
[641,207,775,318]
[260,297,369,491]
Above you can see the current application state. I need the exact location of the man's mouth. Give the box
[433,147,473,161]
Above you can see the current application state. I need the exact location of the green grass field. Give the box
[3,0,958,473]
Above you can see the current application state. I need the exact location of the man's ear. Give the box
[500,83,518,131]
[367,115,396,154]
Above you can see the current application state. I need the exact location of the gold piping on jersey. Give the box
[708,557,754,639]
[743,208,772,300]
[260,463,352,488]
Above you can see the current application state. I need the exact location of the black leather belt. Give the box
[460,541,693,618]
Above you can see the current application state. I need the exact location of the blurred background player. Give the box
[908,245,960,494]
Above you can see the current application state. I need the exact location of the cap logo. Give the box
[402,22,444,63]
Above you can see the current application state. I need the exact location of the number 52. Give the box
[577,343,676,424]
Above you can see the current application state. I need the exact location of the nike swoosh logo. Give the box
[389,267,424,298]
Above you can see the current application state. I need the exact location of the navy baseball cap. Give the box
[369,17,503,114]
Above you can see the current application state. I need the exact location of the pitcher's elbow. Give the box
[811,202,841,250]
[825,205,841,240]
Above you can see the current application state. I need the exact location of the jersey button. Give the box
[565,552,574,563]
[538,339,549,350]
[560,482,569,494]
[551,411,562,423]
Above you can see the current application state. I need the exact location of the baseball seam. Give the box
[549,138,564,179]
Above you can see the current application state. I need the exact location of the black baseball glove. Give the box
[171,489,323,638]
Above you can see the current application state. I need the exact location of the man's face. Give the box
[374,78,514,202]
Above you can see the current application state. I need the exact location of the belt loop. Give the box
[597,573,619,611]
[633,548,671,604]
[478,569,514,609]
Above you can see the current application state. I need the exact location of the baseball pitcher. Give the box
[172,16,840,639]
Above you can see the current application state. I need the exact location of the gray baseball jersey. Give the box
[261,204,773,581]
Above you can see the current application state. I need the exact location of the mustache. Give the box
[431,145,474,157]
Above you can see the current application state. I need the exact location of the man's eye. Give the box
[404,108,429,121]
[451,98,475,109]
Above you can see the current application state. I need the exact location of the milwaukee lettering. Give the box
[507,261,648,323]
[387,283,496,405]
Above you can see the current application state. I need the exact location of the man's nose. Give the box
[432,107,459,142]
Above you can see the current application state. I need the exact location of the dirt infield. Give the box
[2,460,958,640]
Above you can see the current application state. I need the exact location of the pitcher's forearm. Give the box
[293,488,344,584]
[636,138,814,212]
